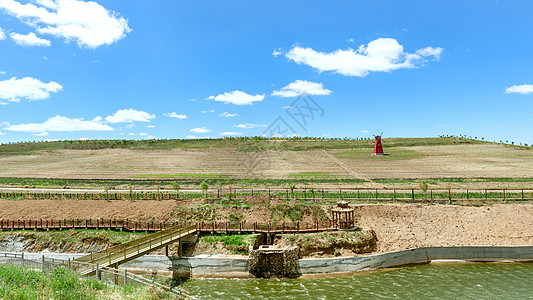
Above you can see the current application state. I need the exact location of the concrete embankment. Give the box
[3,246,533,278]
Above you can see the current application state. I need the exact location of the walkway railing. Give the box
[0,252,196,299]
[74,224,197,270]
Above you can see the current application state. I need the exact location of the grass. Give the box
[277,229,377,256]
[132,173,230,179]
[0,264,174,300]
[0,136,490,156]
[0,229,148,251]
[334,148,424,160]
[199,234,257,255]
[372,177,533,184]
[289,172,347,179]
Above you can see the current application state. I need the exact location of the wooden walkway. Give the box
[0,219,340,234]
[74,224,197,273]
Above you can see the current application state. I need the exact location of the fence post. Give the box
[42,255,45,270]
[96,262,100,280]
[68,258,71,271]
[411,189,414,201]
[21,252,24,267]
[124,269,128,285]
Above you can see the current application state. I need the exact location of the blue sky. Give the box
[0,0,532,144]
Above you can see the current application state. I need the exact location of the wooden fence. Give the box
[1,188,532,202]
[0,252,196,299]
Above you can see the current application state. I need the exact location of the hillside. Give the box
[0,137,532,188]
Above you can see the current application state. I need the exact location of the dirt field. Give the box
[2,199,533,254]
[0,144,532,183]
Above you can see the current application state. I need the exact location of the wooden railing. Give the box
[0,252,196,299]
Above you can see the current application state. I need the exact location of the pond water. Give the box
[179,263,533,299]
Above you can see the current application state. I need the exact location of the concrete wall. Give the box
[3,246,533,278]
[298,246,533,275]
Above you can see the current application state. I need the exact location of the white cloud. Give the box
[272,80,332,98]
[127,133,135,136]
[164,112,187,119]
[360,130,369,133]
[105,109,155,123]
[0,71,5,75]
[0,131,5,136]
[201,109,215,114]
[139,132,147,136]
[282,105,292,110]
[78,137,89,140]
[187,98,197,102]
[285,38,443,77]
[146,125,155,128]
[10,32,51,46]
[0,77,62,103]
[218,112,238,118]
[190,127,210,133]
[0,27,5,40]
[322,133,330,137]
[0,0,131,48]
[32,131,48,136]
[505,84,533,95]
[234,123,267,129]
[5,115,113,133]
[272,48,282,57]
[208,90,264,105]
[220,131,243,136]
[0,121,10,127]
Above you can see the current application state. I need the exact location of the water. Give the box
[179,263,533,299]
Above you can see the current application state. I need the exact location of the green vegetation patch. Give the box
[199,234,258,255]
[372,177,533,184]
[0,264,173,300]
[275,229,377,256]
[334,148,424,160]
[0,230,148,253]
[132,173,230,179]
[289,172,346,179]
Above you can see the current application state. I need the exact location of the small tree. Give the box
[200,181,209,199]
[289,184,296,198]
[171,182,181,199]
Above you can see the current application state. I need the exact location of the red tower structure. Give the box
[373,135,385,155]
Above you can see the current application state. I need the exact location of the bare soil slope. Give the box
[2,200,533,254]
[0,144,532,180]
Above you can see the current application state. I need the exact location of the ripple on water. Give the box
[181,263,533,299]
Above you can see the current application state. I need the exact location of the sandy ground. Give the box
[0,144,532,181]
[1,200,533,254]
[354,203,533,253]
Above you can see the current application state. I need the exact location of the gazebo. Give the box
[331,200,355,229]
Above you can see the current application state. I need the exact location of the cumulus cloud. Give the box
[208,90,264,105]
[0,27,5,40]
[272,80,332,98]
[218,112,238,117]
[285,38,443,77]
[0,131,5,135]
[0,77,62,103]
[164,112,187,119]
[505,84,533,95]
[10,32,51,46]
[234,123,267,129]
[5,115,113,133]
[220,131,243,136]
[0,0,131,48]
[105,109,155,123]
[272,48,282,57]
[190,127,210,133]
